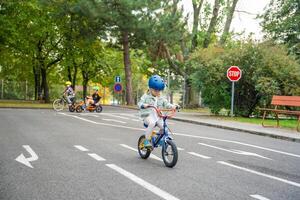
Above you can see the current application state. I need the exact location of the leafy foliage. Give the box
[190,41,300,116]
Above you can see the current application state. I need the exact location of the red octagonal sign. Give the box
[227,66,242,82]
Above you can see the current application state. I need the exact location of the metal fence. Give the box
[0,79,188,106]
[0,80,34,100]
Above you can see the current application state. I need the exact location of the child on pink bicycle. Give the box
[138,75,178,148]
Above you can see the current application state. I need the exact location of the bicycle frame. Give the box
[147,106,176,148]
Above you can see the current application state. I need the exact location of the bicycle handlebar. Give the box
[146,105,177,118]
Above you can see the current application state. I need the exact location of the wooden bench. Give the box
[259,96,300,131]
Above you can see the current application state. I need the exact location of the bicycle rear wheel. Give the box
[53,99,64,111]
[96,105,103,113]
[162,140,178,168]
[138,135,151,159]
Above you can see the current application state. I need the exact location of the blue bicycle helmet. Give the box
[148,75,165,91]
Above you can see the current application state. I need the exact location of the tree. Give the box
[261,0,300,61]
[219,0,239,45]
[203,0,221,48]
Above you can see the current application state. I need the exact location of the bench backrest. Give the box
[271,96,300,107]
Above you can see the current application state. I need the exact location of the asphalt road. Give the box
[1,107,300,200]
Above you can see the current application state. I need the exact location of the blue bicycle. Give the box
[137,106,178,168]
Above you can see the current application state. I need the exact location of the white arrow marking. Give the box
[15,145,38,168]
[199,143,272,160]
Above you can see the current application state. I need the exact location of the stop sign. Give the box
[227,66,242,82]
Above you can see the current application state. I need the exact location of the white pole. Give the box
[183,77,186,109]
[137,84,139,105]
[25,80,28,100]
[1,79,3,99]
[103,86,106,105]
[230,81,235,117]
[168,69,170,102]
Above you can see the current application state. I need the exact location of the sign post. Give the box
[227,66,242,117]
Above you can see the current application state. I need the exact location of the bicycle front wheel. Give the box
[162,140,178,168]
[53,99,64,111]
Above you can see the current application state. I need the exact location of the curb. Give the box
[0,106,52,109]
[171,117,300,143]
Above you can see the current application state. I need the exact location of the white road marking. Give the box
[131,119,141,122]
[63,113,297,160]
[119,113,140,118]
[15,145,39,168]
[74,145,89,152]
[102,118,127,124]
[120,144,163,162]
[174,132,300,159]
[59,113,144,131]
[250,194,270,200]
[106,164,180,200]
[177,147,184,151]
[199,143,271,160]
[218,161,300,188]
[88,153,106,161]
[188,152,211,159]
[101,113,130,120]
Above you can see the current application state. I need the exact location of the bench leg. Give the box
[297,116,300,132]
[262,111,267,127]
[275,112,280,128]
[262,110,280,128]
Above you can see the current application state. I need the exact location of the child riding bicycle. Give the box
[138,75,178,148]
[63,81,75,106]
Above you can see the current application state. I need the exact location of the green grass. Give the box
[0,100,52,109]
[220,116,298,130]
[181,107,210,113]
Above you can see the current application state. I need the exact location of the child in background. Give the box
[63,81,75,106]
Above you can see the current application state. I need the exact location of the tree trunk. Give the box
[41,67,50,103]
[82,70,89,100]
[72,64,78,90]
[203,0,221,48]
[191,0,205,51]
[36,66,42,100]
[219,0,239,45]
[67,65,72,83]
[33,65,39,100]
[122,30,134,105]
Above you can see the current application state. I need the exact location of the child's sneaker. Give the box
[143,139,152,148]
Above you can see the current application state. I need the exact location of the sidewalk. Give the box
[172,112,300,143]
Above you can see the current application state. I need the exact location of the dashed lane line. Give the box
[65,113,299,160]
[199,143,272,160]
[88,153,106,161]
[187,152,211,159]
[106,164,180,200]
[74,145,89,152]
[250,194,270,200]
[59,113,143,131]
[174,132,300,159]
[102,118,127,124]
[100,113,130,120]
[218,161,300,188]
[120,144,163,162]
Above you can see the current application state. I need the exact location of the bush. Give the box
[190,41,300,116]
